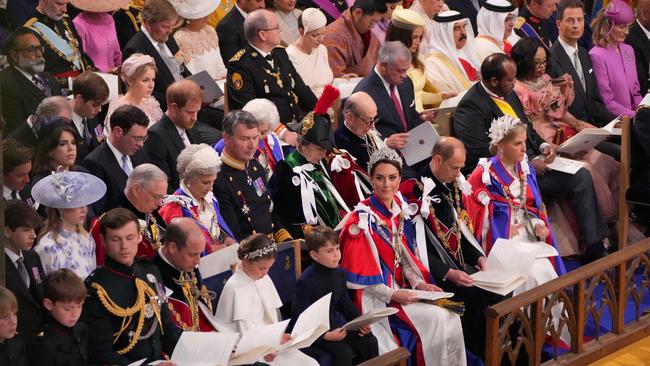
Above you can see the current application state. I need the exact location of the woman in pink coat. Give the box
[589,0,641,117]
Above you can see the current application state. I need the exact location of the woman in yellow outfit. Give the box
[385,7,455,112]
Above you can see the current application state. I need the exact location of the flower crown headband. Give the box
[243,243,278,260]
[488,115,522,145]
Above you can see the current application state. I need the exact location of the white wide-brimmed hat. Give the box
[171,0,220,20]
[31,171,107,209]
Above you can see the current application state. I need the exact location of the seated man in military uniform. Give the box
[213,110,292,243]
[25,0,94,87]
[82,208,181,365]
[227,9,317,145]
[153,217,216,332]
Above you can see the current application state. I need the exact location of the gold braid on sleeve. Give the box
[91,278,162,355]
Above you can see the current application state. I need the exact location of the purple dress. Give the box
[589,43,642,117]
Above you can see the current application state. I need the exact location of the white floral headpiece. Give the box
[488,115,522,145]
[243,243,278,260]
[368,147,403,174]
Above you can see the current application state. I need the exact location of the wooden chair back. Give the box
[357,347,410,366]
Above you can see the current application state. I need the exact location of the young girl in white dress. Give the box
[32,171,107,279]
[216,234,319,365]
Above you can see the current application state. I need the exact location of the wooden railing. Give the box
[484,117,650,365]
[484,238,650,365]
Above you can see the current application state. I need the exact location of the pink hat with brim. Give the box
[605,0,634,25]
[70,0,130,12]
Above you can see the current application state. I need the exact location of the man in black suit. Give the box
[549,0,616,126]
[82,105,148,215]
[3,139,35,205]
[69,71,108,162]
[0,27,63,133]
[626,0,650,95]
[335,92,383,171]
[216,0,265,63]
[227,9,317,133]
[548,0,619,159]
[445,0,483,35]
[4,200,45,341]
[7,95,72,148]
[352,41,434,177]
[453,53,611,261]
[144,80,203,193]
[123,0,191,110]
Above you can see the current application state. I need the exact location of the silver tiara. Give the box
[367,147,403,173]
[243,243,278,260]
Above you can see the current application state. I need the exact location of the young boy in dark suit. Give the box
[291,226,379,366]
[29,269,88,366]
[0,286,29,366]
[3,200,45,340]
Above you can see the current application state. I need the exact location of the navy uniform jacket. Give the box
[227,44,317,124]
[28,319,88,366]
[213,153,290,242]
[82,257,181,365]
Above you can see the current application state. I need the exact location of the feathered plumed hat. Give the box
[287,85,340,150]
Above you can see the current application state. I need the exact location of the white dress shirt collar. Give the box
[4,247,23,267]
[71,110,85,136]
[3,185,19,200]
[235,4,249,19]
[558,36,579,60]
[14,66,38,86]
[107,137,131,168]
[374,66,400,100]
[142,26,172,57]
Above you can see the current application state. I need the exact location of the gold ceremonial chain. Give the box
[429,182,465,267]
[376,212,405,274]
[146,214,162,251]
[264,68,284,89]
[91,279,162,355]
[490,167,537,239]
[174,272,215,330]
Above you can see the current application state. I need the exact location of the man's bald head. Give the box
[430,137,466,183]
[638,0,650,29]
[433,137,465,161]
[163,218,206,272]
[343,92,378,137]
[165,217,204,249]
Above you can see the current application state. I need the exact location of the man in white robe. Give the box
[475,0,520,62]
[425,10,481,94]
